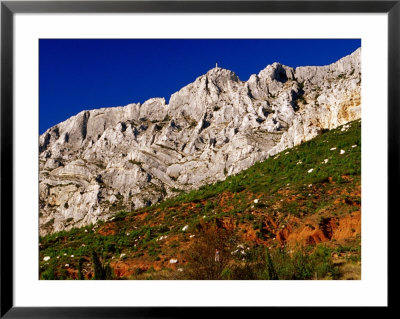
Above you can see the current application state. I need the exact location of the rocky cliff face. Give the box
[39,48,361,235]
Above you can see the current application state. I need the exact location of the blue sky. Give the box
[39,39,361,134]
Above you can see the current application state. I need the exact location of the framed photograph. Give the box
[1,0,396,316]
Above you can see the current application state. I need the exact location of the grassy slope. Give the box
[39,120,361,280]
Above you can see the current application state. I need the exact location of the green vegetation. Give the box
[95,162,106,170]
[221,245,340,280]
[92,250,113,280]
[128,160,143,167]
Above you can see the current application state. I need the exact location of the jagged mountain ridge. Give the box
[39,48,361,235]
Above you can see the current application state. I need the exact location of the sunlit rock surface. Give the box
[39,48,361,235]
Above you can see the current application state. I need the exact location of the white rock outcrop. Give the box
[39,48,361,235]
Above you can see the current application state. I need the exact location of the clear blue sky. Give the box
[39,39,361,134]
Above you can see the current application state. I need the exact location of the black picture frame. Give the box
[1,0,396,317]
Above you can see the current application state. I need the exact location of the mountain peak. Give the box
[203,66,240,84]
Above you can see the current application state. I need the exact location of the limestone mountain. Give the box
[39,48,361,235]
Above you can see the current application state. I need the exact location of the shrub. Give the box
[91,250,114,280]
[183,225,235,280]
[204,200,215,213]
[78,258,85,280]
[41,265,56,280]
[264,249,278,280]
[228,178,245,193]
